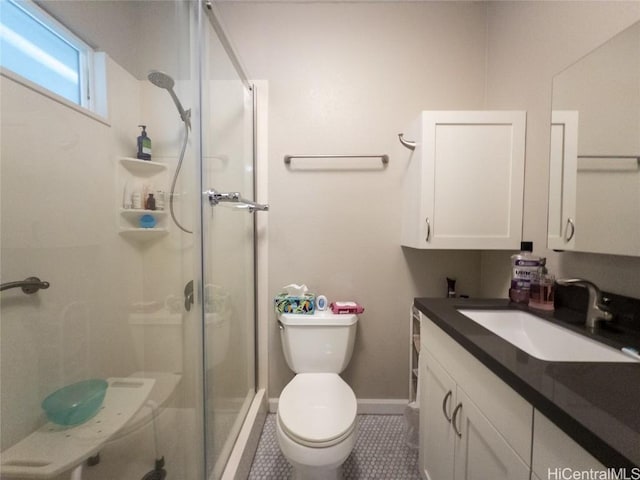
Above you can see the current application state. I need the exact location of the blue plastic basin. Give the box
[41,379,108,426]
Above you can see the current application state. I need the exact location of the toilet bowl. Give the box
[276,373,357,480]
[276,311,359,479]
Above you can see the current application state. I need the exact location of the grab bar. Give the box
[0,276,50,294]
[206,189,269,213]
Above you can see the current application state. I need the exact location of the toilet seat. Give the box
[278,373,357,448]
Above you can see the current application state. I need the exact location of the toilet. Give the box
[276,310,359,480]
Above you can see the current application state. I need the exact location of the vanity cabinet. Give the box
[409,306,421,402]
[416,306,619,479]
[419,312,531,480]
[532,410,605,479]
[401,111,526,250]
[419,349,456,479]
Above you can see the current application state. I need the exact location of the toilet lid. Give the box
[278,373,357,447]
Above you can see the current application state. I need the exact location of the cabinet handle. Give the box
[451,402,463,438]
[565,218,575,242]
[441,390,453,422]
[425,217,431,242]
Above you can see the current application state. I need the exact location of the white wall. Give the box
[219,0,640,401]
[0,58,142,451]
[218,1,489,400]
[37,0,191,81]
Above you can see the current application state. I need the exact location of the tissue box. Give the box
[274,293,315,315]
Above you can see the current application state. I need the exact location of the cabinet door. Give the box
[453,388,530,480]
[421,111,526,250]
[420,350,457,480]
[532,409,605,478]
[548,111,578,250]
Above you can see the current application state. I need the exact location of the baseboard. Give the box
[268,397,409,415]
[356,399,409,415]
[220,389,267,480]
[268,397,278,413]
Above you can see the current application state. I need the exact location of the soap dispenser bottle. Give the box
[137,125,152,161]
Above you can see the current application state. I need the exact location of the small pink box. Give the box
[330,301,364,314]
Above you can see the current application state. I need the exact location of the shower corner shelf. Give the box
[117,156,170,242]
[119,156,167,175]
[0,377,155,479]
[120,209,168,221]
[119,228,169,242]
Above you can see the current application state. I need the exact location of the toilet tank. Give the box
[278,311,358,373]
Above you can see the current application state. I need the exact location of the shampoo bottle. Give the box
[509,241,541,304]
[137,125,152,161]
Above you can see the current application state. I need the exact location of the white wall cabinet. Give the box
[548,110,640,255]
[401,111,526,250]
[548,111,578,250]
[419,311,532,480]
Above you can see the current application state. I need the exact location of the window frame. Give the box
[1,0,101,114]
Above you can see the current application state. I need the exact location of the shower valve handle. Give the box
[184,280,194,312]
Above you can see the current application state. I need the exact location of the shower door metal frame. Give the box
[203,1,252,91]
[199,1,260,478]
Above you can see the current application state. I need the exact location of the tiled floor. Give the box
[248,414,421,479]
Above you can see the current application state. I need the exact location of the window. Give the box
[0,0,103,114]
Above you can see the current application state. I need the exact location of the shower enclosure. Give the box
[0,1,263,479]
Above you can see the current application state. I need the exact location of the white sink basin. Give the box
[458,309,638,363]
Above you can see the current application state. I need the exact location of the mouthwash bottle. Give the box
[509,241,541,304]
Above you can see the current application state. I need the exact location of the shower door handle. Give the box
[206,189,269,213]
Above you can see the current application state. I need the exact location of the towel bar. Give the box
[284,154,389,165]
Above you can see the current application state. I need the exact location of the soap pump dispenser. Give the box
[137,125,152,161]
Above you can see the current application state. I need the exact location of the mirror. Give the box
[548,21,640,256]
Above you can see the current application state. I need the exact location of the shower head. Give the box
[148,70,175,90]
[147,70,191,129]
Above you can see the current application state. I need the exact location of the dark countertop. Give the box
[414,297,640,469]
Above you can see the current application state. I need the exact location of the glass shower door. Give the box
[200,12,257,479]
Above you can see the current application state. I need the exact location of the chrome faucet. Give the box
[555,278,613,330]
